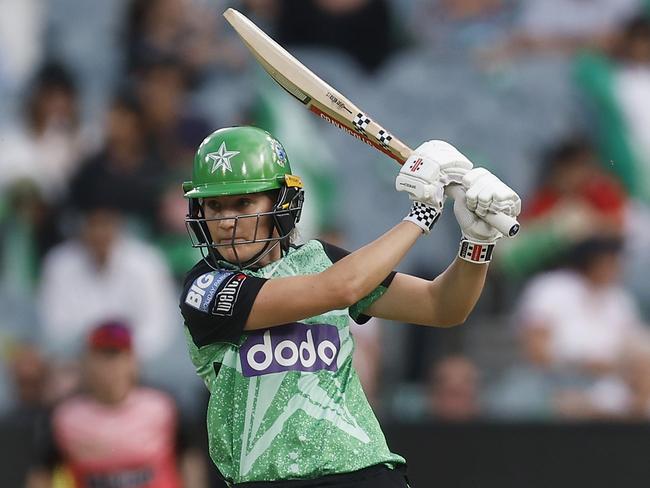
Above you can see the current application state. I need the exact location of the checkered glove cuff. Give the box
[458,237,495,263]
[403,201,441,234]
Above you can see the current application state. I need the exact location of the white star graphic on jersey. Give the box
[206,142,240,173]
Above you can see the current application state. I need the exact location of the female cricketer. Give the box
[180,126,520,487]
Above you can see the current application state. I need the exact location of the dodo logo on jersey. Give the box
[185,271,233,312]
[240,323,340,377]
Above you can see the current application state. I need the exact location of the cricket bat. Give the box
[223,8,520,237]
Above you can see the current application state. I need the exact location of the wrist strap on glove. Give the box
[403,201,441,234]
[458,237,495,263]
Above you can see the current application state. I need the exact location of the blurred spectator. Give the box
[273,0,402,72]
[134,59,211,172]
[553,332,650,420]
[125,0,241,81]
[606,13,650,203]
[426,355,480,422]
[573,13,650,317]
[497,136,627,279]
[0,343,49,487]
[4,343,48,417]
[37,204,178,362]
[26,322,208,488]
[68,92,160,226]
[575,11,650,204]
[0,62,89,201]
[154,176,203,282]
[516,236,644,378]
[613,14,650,200]
[0,180,63,296]
[523,137,626,223]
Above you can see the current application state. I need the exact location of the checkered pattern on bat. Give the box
[377,129,393,147]
[353,113,371,132]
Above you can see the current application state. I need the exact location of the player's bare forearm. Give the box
[364,257,488,327]
[246,221,422,329]
[325,221,423,304]
[427,257,488,326]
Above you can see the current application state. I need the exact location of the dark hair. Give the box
[623,12,650,40]
[566,236,624,273]
[134,55,189,89]
[544,136,593,167]
[110,87,143,115]
[31,61,77,95]
[614,12,650,61]
[536,136,595,185]
[25,61,78,129]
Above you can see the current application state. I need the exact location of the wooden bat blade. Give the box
[223,8,411,164]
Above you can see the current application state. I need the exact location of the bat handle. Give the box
[445,184,520,238]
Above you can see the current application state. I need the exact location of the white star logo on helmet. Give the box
[206,142,240,173]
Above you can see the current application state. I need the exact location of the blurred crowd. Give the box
[3,0,650,485]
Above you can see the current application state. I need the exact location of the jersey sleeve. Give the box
[317,240,396,325]
[180,268,267,346]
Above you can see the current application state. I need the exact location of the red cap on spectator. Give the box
[88,321,132,351]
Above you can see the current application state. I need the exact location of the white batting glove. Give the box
[396,140,474,207]
[416,140,474,185]
[453,168,521,263]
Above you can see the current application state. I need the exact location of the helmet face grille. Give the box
[185,187,304,269]
[185,210,294,248]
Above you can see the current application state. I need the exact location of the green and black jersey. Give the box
[179,240,405,484]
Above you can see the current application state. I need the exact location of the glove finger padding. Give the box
[413,140,474,185]
[452,169,520,262]
[453,197,504,242]
[463,168,521,218]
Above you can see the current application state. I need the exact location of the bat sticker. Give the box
[326,92,353,114]
[377,129,393,148]
[352,113,371,133]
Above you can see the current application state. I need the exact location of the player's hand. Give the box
[396,140,474,210]
[453,168,521,243]
[416,140,474,185]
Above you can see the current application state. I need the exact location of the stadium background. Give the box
[2,0,650,486]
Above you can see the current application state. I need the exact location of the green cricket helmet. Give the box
[183,126,304,268]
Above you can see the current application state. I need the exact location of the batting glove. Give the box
[396,139,473,211]
[453,168,521,263]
